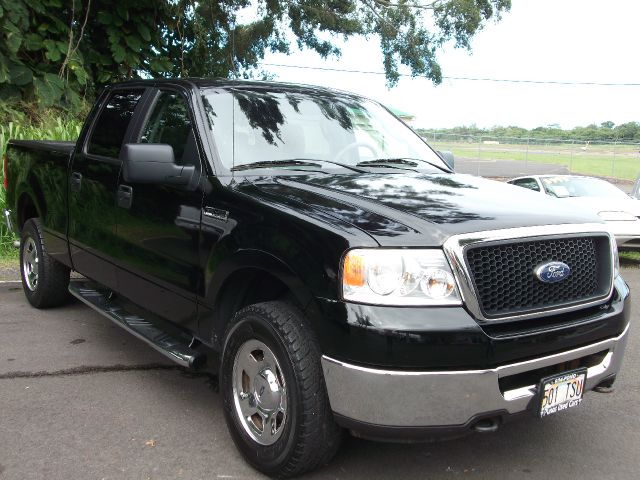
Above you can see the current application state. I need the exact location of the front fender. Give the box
[208,248,315,308]
[198,248,318,346]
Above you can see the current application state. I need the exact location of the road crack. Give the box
[0,363,186,379]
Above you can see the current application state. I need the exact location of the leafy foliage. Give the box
[0,0,510,116]
[0,119,82,156]
[0,0,171,111]
[0,186,15,257]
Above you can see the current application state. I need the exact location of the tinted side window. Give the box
[513,178,540,191]
[140,91,194,165]
[88,90,143,158]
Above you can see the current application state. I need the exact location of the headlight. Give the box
[341,249,462,306]
[598,211,638,221]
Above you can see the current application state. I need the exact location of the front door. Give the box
[114,88,203,331]
[68,88,147,290]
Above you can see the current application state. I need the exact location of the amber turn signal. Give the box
[343,251,365,287]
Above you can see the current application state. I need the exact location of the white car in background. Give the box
[508,175,640,247]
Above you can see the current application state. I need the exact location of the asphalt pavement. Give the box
[455,158,570,178]
[1,269,639,480]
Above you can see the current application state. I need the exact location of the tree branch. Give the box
[60,0,92,79]
[374,0,443,9]
[360,0,398,34]
[59,0,76,79]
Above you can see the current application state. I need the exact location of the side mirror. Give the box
[438,150,455,171]
[121,143,195,186]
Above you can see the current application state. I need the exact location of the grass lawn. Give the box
[430,141,640,180]
[0,249,18,268]
[619,250,640,266]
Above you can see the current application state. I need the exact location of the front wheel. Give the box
[220,301,342,477]
[20,218,70,308]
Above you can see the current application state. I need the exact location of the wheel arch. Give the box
[201,249,317,347]
[16,187,42,229]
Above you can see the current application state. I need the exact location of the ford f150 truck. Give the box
[2,79,630,477]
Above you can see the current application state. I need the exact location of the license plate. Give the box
[539,369,587,418]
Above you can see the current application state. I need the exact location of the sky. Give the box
[253,0,640,130]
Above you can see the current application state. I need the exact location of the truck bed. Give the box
[4,139,76,259]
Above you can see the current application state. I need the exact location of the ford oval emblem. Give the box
[535,261,571,283]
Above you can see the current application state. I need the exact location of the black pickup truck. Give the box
[2,79,630,477]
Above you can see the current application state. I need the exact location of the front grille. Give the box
[465,235,612,319]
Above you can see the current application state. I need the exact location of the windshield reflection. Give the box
[201,87,447,173]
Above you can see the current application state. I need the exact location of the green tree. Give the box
[0,0,172,110]
[0,0,511,115]
[613,122,640,141]
[418,122,640,143]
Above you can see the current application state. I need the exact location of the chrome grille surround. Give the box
[443,224,617,322]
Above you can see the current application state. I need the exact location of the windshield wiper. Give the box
[356,158,418,172]
[308,158,367,173]
[356,158,419,170]
[279,158,367,173]
[231,160,322,171]
[361,157,450,172]
[232,158,367,173]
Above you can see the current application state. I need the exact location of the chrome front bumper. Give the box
[321,324,629,429]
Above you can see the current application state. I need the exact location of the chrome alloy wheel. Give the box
[22,236,39,291]
[232,339,288,445]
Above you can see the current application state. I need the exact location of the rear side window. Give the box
[512,178,540,191]
[88,89,144,158]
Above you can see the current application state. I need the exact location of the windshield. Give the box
[201,88,448,172]
[541,176,629,199]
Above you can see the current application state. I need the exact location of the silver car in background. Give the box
[508,175,640,248]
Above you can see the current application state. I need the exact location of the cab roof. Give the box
[109,77,363,100]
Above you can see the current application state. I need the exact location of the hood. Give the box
[560,196,640,216]
[244,173,604,246]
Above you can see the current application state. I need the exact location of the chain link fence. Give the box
[423,132,640,183]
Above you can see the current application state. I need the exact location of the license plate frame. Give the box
[538,368,587,418]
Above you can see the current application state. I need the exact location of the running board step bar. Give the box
[69,280,205,369]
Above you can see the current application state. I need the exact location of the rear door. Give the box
[113,87,204,331]
[68,88,148,289]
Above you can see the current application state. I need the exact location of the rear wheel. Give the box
[20,218,70,308]
[220,301,342,477]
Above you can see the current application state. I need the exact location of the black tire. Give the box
[20,218,70,308]
[220,301,342,478]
